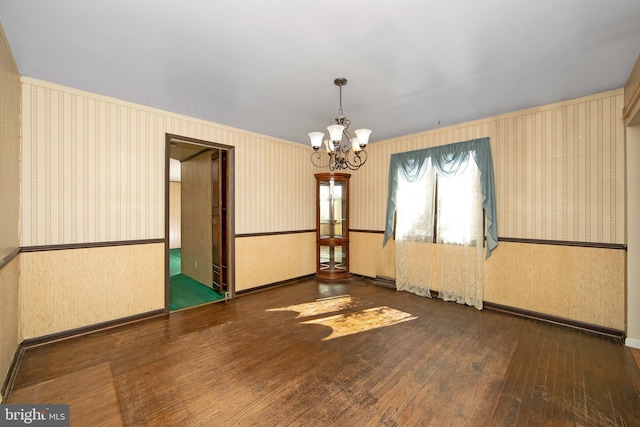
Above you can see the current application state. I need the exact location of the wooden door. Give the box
[212,150,227,293]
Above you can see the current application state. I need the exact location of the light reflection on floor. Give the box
[266,295,355,318]
[267,294,418,340]
[318,283,348,297]
[301,306,418,340]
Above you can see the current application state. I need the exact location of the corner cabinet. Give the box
[315,173,351,280]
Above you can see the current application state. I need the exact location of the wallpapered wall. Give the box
[19,243,165,339]
[350,89,625,245]
[625,53,640,346]
[0,23,21,400]
[18,77,318,339]
[0,25,20,260]
[347,89,627,330]
[20,77,316,248]
[624,53,640,121]
[15,76,629,335]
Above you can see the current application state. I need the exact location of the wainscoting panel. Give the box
[0,255,20,397]
[351,233,624,330]
[484,241,625,330]
[350,232,395,280]
[235,233,316,292]
[19,243,165,340]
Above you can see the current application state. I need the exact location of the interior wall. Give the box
[0,24,19,261]
[627,125,640,346]
[169,181,181,249]
[169,157,181,182]
[169,157,181,249]
[624,53,640,348]
[18,77,317,339]
[16,72,630,337]
[349,89,627,330]
[20,243,164,339]
[0,22,21,401]
[484,242,625,329]
[350,232,395,279]
[351,89,625,242]
[235,232,316,292]
[181,150,213,287]
[623,54,640,123]
[20,77,316,246]
[0,255,19,400]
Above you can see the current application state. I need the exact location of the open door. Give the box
[165,133,235,312]
[212,150,227,294]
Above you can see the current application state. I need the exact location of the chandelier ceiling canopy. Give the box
[309,78,371,171]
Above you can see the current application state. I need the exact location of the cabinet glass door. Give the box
[315,173,350,280]
[319,244,348,274]
[319,180,347,238]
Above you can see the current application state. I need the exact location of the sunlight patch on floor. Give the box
[301,306,418,340]
[266,295,356,319]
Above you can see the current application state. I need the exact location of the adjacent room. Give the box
[1,1,640,425]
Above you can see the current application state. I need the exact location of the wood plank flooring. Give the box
[7,278,640,426]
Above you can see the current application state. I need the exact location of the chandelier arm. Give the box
[312,149,367,171]
[310,151,331,169]
[343,149,368,171]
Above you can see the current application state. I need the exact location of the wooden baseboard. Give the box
[356,275,395,289]
[1,344,25,402]
[368,275,623,341]
[236,274,316,296]
[21,309,166,349]
[483,301,625,342]
[2,309,166,402]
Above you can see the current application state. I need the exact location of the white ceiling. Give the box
[1,0,640,145]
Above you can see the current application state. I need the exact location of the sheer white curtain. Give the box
[384,138,497,310]
[436,158,484,309]
[395,160,436,297]
[394,154,484,309]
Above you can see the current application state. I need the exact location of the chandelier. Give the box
[309,78,371,171]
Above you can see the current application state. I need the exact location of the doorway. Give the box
[165,133,235,312]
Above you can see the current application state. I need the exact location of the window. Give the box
[383,137,497,309]
[435,156,482,245]
[396,154,482,246]
[383,137,498,259]
[395,158,435,243]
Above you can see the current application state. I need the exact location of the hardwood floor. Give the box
[7,278,640,426]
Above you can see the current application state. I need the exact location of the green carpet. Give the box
[169,248,181,277]
[169,248,226,311]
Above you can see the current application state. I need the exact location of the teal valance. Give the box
[382,137,498,258]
